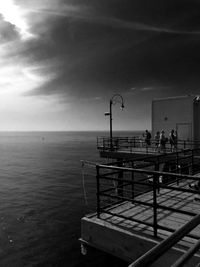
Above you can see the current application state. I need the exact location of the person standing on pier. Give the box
[145,130,151,146]
[159,130,167,153]
[174,130,178,150]
[169,129,175,152]
[154,131,160,151]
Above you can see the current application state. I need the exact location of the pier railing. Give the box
[129,213,200,267]
[97,136,200,153]
[99,147,200,179]
[96,150,200,239]
[92,148,200,266]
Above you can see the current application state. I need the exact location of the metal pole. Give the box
[176,151,179,185]
[132,162,135,203]
[96,165,100,218]
[117,159,123,197]
[110,99,113,149]
[155,158,160,194]
[191,149,194,175]
[153,170,158,238]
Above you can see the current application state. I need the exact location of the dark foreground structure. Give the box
[80,136,200,267]
[80,96,200,266]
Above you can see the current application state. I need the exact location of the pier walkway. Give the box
[97,136,200,159]
[80,150,200,266]
[80,138,200,266]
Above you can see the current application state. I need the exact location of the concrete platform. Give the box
[80,182,200,266]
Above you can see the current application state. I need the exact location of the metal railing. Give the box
[98,148,200,182]
[129,214,200,267]
[96,166,200,235]
[97,136,200,154]
[93,148,200,266]
[96,147,200,231]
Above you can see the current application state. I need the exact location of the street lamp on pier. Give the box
[105,94,124,148]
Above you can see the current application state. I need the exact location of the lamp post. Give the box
[105,94,124,149]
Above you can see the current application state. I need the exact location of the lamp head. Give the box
[104,112,110,116]
[121,102,124,110]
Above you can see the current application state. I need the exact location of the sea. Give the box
[0,131,141,267]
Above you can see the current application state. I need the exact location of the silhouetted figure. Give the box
[174,130,178,150]
[145,130,151,146]
[169,129,175,152]
[154,131,160,151]
[159,130,166,153]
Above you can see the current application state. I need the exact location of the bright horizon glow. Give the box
[0,1,191,131]
[0,0,73,132]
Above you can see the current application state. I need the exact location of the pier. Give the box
[80,137,200,266]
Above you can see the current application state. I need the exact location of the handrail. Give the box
[171,239,200,267]
[128,214,200,267]
[97,164,200,182]
[97,136,200,153]
[95,147,200,266]
[96,164,200,233]
[97,136,200,144]
[100,148,198,170]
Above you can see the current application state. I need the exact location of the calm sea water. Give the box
[0,131,140,267]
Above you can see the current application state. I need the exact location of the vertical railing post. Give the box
[109,99,113,150]
[130,139,132,153]
[191,149,194,175]
[153,171,158,238]
[176,151,179,185]
[117,160,124,197]
[131,162,135,203]
[155,158,160,194]
[96,165,100,218]
[103,138,105,151]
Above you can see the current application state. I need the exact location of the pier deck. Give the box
[97,136,200,160]
[81,181,200,266]
[97,182,200,244]
[81,143,200,266]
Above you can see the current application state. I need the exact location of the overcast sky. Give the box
[1,0,200,131]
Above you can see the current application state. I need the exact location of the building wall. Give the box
[152,96,194,140]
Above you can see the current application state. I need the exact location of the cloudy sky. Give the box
[0,0,200,131]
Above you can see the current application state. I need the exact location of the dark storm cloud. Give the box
[23,0,200,101]
[0,15,20,42]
